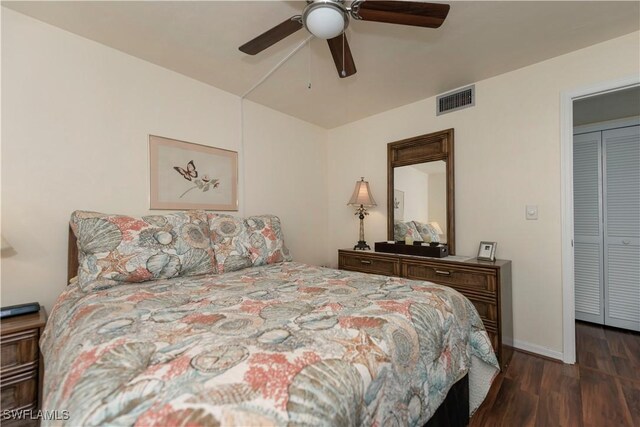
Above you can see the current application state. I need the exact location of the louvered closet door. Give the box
[603,126,640,331]
[574,131,604,324]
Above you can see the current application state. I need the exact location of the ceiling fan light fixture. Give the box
[302,1,349,40]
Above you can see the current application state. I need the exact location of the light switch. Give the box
[526,205,538,220]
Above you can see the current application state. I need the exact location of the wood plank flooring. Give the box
[470,321,640,426]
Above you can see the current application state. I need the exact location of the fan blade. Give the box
[355,1,450,28]
[327,35,357,78]
[239,16,303,55]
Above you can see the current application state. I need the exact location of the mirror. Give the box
[393,160,447,240]
[387,129,455,254]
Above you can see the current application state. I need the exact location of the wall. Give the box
[427,173,447,241]
[241,101,327,258]
[394,166,429,223]
[2,6,639,360]
[327,31,640,357]
[0,9,328,312]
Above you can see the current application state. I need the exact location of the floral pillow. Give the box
[413,221,440,243]
[243,215,292,266]
[393,220,424,242]
[71,210,216,291]
[206,213,252,273]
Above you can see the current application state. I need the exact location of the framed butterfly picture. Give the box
[149,135,238,210]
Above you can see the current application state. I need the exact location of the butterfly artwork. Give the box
[173,160,220,198]
[174,160,198,181]
[149,135,238,210]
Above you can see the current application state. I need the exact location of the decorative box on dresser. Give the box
[338,249,512,368]
[1,310,47,425]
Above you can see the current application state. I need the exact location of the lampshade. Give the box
[303,1,348,40]
[429,221,444,235]
[348,177,377,207]
[1,235,13,251]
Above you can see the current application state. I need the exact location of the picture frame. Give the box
[477,241,497,261]
[394,189,405,221]
[149,135,238,210]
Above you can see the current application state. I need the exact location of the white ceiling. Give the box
[4,1,639,129]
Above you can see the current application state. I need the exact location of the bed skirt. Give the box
[425,374,469,427]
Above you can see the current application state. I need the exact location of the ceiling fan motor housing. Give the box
[302,0,350,39]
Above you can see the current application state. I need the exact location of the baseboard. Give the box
[509,339,564,362]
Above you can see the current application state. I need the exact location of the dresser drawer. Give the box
[1,330,39,377]
[339,252,400,276]
[402,262,497,295]
[467,296,498,323]
[486,330,499,354]
[0,369,38,411]
[1,311,47,415]
[1,415,39,427]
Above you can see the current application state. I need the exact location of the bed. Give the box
[40,211,499,426]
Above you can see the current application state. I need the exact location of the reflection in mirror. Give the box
[393,161,447,243]
[387,129,454,254]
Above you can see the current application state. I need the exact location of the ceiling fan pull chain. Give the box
[307,38,312,89]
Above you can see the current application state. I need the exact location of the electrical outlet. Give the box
[526,205,538,220]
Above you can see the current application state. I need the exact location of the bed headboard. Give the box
[68,225,78,283]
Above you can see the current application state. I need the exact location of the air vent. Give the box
[436,85,475,115]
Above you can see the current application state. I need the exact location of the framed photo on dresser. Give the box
[477,241,497,261]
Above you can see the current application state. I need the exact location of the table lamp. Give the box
[348,177,376,250]
[1,235,14,257]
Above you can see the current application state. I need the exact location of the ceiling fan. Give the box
[239,0,450,78]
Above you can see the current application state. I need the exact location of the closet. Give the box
[574,121,640,332]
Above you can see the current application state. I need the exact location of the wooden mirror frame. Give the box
[387,129,455,255]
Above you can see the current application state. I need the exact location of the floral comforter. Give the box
[41,262,499,426]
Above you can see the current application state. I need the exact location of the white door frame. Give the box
[560,75,640,364]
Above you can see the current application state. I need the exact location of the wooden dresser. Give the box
[338,249,512,368]
[1,310,46,425]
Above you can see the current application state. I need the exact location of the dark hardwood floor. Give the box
[470,321,640,426]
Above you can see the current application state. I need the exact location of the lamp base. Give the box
[353,240,370,251]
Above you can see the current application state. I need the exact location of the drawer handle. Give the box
[435,270,451,276]
[1,330,38,344]
[1,360,38,376]
[360,260,372,265]
[0,370,37,388]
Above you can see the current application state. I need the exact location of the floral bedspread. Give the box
[41,262,499,426]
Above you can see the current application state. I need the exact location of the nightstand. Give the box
[1,310,46,424]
